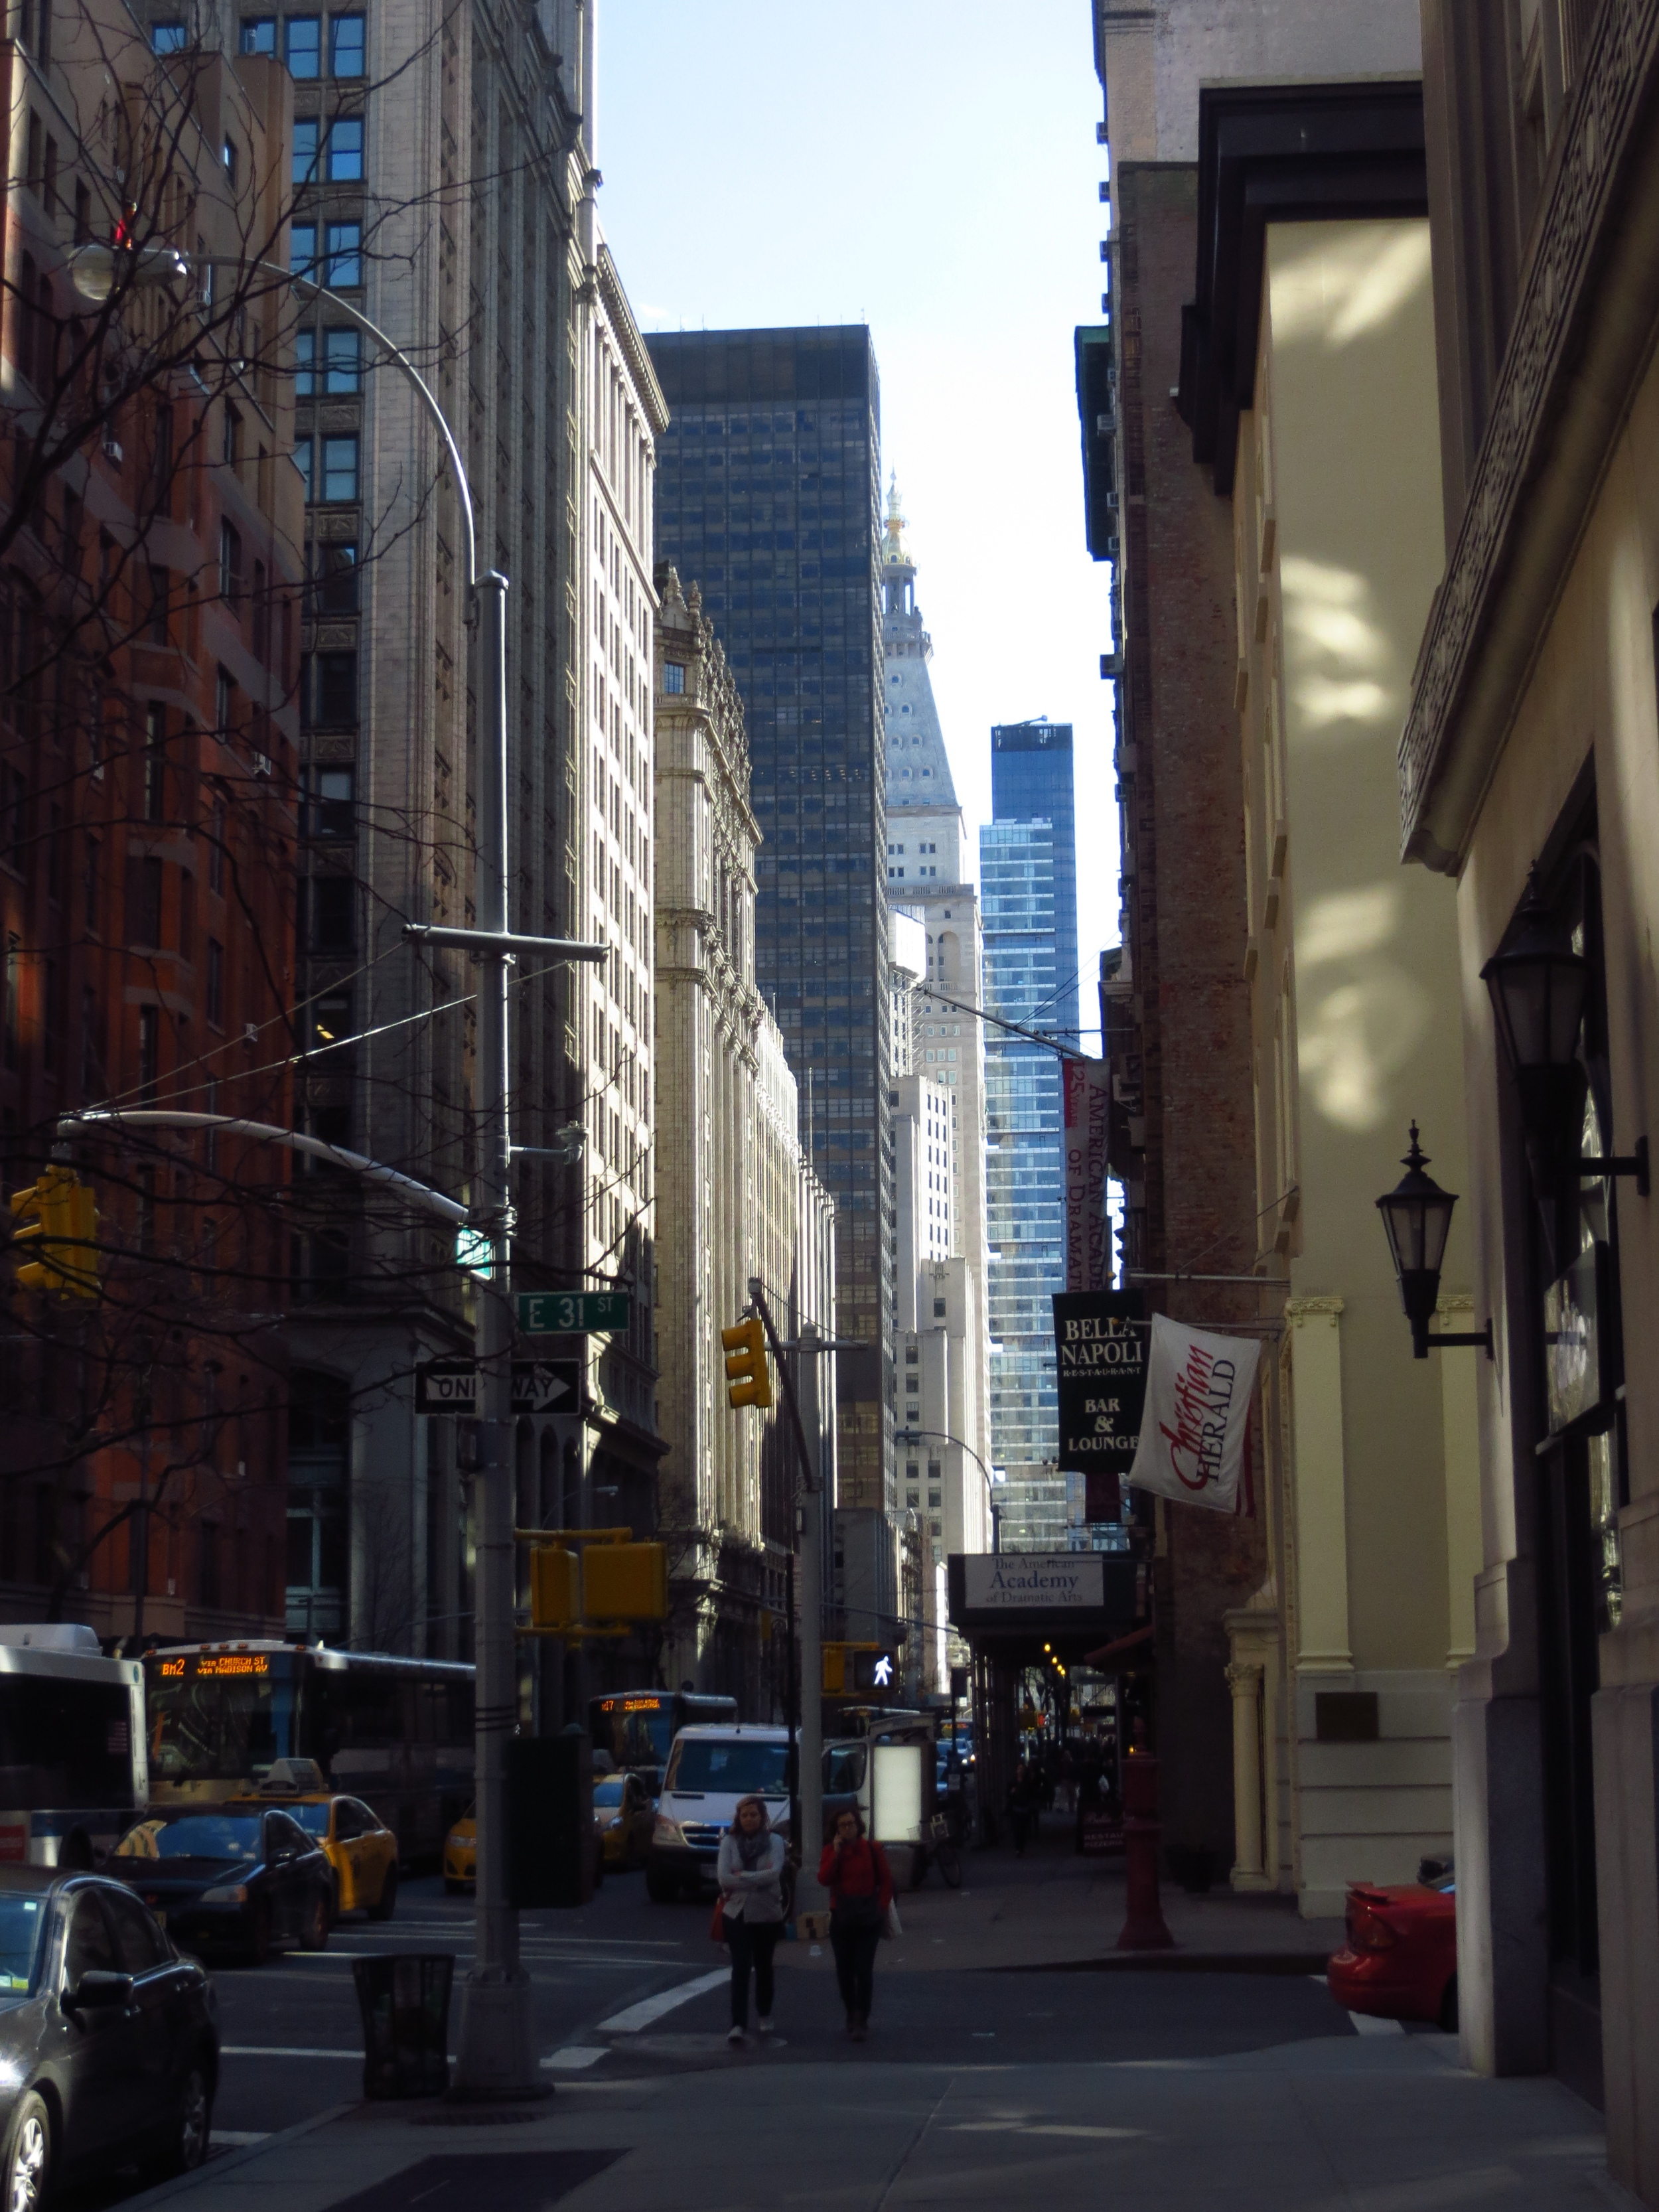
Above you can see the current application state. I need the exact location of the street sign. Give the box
[415,1359,582,1416]
[516,1290,630,1335]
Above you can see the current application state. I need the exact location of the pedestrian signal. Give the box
[822,1643,847,1694]
[721,1314,771,1408]
[529,1546,580,1631]
[10,1166,98,1298]
[853,1650,897,1694]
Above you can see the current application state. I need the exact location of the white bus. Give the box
[0,1625,147,1868]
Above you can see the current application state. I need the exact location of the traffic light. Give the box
[583,1541,668,1622]
[10,1166,98,1298]
[529,1545,580,1631]
[852,1649,898,1694]
[721,1313,772,1408]
[822,1643,847,1694]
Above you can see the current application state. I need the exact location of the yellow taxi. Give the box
[595,1771,654,1869]
[444,1803,476,1893]
[227,1788,399,1921]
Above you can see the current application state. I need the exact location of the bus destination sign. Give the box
[157,1653,271,1680]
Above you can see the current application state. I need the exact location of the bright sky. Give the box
[599,0,1120,1046]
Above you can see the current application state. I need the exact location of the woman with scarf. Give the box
[817,1805,894,2042]
[717,1794,788,2046]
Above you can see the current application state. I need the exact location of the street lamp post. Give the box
[70,247,605,2095]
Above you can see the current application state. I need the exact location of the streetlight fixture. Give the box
[1480,868,1648,1197]
[1375,1125,1492,1360]
[74,244,604,2095]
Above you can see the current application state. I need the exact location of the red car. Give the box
[1327,1868,1457,2029]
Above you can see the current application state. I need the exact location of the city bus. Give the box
[588,1689,737,1781]
[145,1642,474,1864]
[0,1625,147,1868]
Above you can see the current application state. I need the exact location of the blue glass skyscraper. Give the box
[981,721,1078,1548]
[646,329,893,1512]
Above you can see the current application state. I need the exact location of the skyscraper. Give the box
[981,721,1078,1548]
[646,329,893,1512]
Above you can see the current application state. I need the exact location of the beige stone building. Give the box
[652,566,833,1710]
[1177,83,1482,1917]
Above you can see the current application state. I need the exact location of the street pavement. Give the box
[56,1834,1636,2212]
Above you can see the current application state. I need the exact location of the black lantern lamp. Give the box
[1481,868,1648,1198]
[1376,1125,1492,1359]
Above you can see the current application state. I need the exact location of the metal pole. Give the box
[796,1321,826,1911]
[453,571,536,2095]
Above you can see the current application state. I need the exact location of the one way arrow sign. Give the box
[415,1359,583,1416]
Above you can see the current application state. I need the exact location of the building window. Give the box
[286,1370,349,1637]
[295,329,315,396]
[313,650,357,725]
[219,518,242,604]
[240,14,275,49]
[320,435,358,502]
[208,796,226,894]
[222,135,238,183]
[152,20,188,50]
[206,938,224,1027]
[290,222,317,279]
[303,874,356,953]
[329,12,365,73]
[285,15,321,76]
[137,1003,159,1097]
[326,118,363,181]
[305,765,354,838]
[309,539,358,614]
[324,328,360,392]
[295,437,314,501]
[662,662,685,695]
[325,222,361,287]
[293,117,320,184]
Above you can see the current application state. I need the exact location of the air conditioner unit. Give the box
[102,437,123,464]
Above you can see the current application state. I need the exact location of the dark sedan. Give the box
[109,1809,333,1964]
[0,1865,218,2209]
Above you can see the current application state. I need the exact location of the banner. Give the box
[1062,1058,1112,1290]
[1053,1290,1147,1523]
[1127,1314,1260,1514]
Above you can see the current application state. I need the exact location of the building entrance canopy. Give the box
[946,1551,1139,1663]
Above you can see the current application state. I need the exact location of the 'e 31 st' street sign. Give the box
[516,1290,630,1335]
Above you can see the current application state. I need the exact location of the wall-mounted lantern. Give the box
[1376,1125,1492,1360]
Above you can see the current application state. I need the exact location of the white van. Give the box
[646,1724,790,1901]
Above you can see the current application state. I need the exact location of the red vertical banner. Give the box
[1063,1058,1111,1290]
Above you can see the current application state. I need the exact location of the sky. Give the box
[598,0,1119,1046]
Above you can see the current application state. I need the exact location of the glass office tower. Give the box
[981,721,1078,1548]
[646,329,893,1511]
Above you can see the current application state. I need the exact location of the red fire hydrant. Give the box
[1117,1749,1175,1950]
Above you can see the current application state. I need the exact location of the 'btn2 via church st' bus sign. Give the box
[516,1290,631,1335]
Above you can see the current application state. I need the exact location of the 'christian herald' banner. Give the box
[1062,1058,1112,1291]
[1127,1314,1261,1514]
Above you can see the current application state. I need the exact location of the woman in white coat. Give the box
[717,1793,787,2047]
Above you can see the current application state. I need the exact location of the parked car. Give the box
[443,1804,475,1895]
[0,1864,218,2208]
[225,1790,398,1923]
[109,1809,333,1966]
[647,1725,790,1901]
[1327,1867,1457,2028]
[594,1773,654,1870]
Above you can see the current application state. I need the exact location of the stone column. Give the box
[1226,1659,1269,1889]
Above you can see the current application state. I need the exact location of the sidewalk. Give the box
[134,2035,1634,2212]
[780,1825,1345,1976]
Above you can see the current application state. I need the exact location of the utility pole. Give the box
[795,1320,826,1912]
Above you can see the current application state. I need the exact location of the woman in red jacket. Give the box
[817,1806,893,2041]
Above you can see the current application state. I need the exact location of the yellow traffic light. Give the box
[721,1313,772,1408]
[11,1166,98,1298]
[822,1643,847,1695]
[529,1546,580,1631]
[583,1541,668,1622]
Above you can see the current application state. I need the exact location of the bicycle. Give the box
[910,1812,963,1889]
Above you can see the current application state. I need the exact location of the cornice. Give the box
[1284,1295,1344,1321]
[597,246,670,436]
[1400,0,1659,869]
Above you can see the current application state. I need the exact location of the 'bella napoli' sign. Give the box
[961,1555,1106,1612]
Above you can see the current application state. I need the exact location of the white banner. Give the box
[1127,1315,1260,1514]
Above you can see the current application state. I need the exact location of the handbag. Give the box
[710,1896,728,1945]
[882,1897,902,1941]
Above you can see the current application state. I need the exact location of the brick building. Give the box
[1,5,301,1641]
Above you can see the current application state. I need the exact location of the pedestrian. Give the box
[717,1793,788,2048]
[818,1805,893,2043]
[1008,1759,1039,1856]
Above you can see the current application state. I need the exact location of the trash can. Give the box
[351,1953,455,2100]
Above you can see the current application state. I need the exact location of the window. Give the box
[222,403,241,467]
[329,12,364,74]
[295,329,315,395]
[146,565,170,646]
[290,222,317,278]
[178,871,194,964]
[206,938,224,1027]
[323,222,362,288]
[240,16,276,52]
[208,796,226,893]
[305,766,354,838]
[320,435,358,502]
[151,20,188,50]
[314,650,357,725]
[292,117,320,184]
[306,875,354,952]
[285,15,321,74]
[294,437,314,501]
[662,662,685,695]
[135,857,163,947]
[326,118,363,181]
[143,703,167,821]
[310,540,358,614]
[323,328,359,392]
[222,136,238,183]
[219,520,242,605]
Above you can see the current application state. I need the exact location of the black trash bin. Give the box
[351,1953,455,2100]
